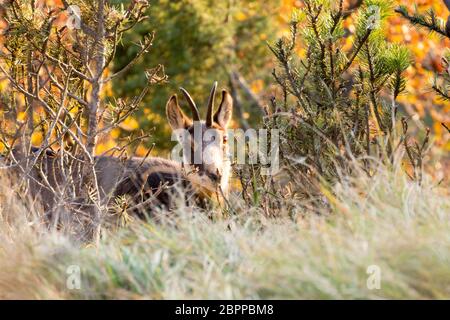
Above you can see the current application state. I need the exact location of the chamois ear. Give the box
[213,90,233,129]
[166,95,192,130]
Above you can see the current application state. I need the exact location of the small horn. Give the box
[180,87,200,121]
[206,81,217,127]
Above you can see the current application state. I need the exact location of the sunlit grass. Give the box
[0,162,449,299]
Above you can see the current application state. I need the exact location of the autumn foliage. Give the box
[0,1,447,156]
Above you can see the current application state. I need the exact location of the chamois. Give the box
[2,82,233,218]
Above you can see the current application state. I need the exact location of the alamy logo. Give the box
[366,265,381,290]
[171,124,280,175]
[66,5,81,30]
[367,5,381,30]
[66,265,81,290]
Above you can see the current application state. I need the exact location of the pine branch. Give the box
[395,6,449,39]
[432,84,450,101]
[442,122,450,134]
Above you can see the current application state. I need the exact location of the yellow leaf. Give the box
[96,139,116,155]
[31,131,43,145]
[119,117,139,131]
[17,112,27,122]
[135,145,149,157]
[235,11,247,21]
[111,128,121,139]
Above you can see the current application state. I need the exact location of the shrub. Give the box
[236,0,433,215]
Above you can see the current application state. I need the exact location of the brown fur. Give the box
[2,83,233,220]
[3,147,206,218]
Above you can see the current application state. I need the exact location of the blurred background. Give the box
[1,0,449,156]
[107,0,450,158]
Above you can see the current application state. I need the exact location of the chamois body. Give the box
[6,147,195,213]
[2,82,233,218]
[95,155,197,213]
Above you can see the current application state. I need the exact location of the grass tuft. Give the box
[0,162,449,299]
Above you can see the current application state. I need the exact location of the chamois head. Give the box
[166,82,233,195]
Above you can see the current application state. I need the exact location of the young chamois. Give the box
[4,82,233,218]
[100,81,233,214]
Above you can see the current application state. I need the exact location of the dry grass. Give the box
[0,160,449,299]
